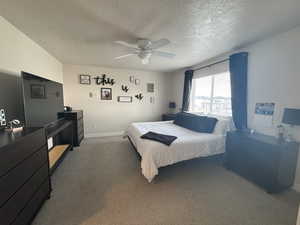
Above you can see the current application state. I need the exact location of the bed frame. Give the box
[127,136,224,165]
[127,136,141,160]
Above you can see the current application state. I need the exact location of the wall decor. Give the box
[150,96,155,104]
[129,76,134,83]
[121,85,129,93]
[118,96,132,103]
[255,103,275,115]
[135,79,140,85]
[101,88,112,100]
[79,74,91,85]
[94,74,115,86]
[135,93,143,101]
[31,84,46,99]
[147,83,154,92]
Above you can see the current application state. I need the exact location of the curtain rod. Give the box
[193,58,229,71]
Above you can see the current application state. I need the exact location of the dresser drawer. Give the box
[0,146,48,207]
[0,129,46,177]
[0,163,49,225]
[10,179,50,225]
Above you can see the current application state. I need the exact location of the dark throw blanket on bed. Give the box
[140,131,177,146]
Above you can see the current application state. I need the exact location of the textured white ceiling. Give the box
[1,0,300,72]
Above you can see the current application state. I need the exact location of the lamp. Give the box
[169,102,176,113]
[282,108,300,141]
[169,102,176,109]
[282,108,300,125]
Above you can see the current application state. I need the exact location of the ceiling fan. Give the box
[114,38,175,64]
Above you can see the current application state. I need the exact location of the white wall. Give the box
[0,16,63,82]
[245,26,300,191]
[63,64,172,137]
[169,25,300,191]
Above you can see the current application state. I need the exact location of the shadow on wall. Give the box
[0,70,24,122]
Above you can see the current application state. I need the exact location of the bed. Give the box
[125,116,232,182]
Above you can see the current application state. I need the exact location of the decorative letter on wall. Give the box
[135,93,143,101]
[121,85,129,93]
[94,74,115,86]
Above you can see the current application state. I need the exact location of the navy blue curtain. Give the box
[181,70,194,112]
[229,52,248,130]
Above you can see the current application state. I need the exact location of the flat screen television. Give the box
[21,71,64,127]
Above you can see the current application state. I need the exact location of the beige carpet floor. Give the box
[32,136,300,225]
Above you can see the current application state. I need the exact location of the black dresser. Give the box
[0,128,51,225]
[225,131,299,193]
[58,110,84,146]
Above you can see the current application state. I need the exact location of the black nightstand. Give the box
[58,110,84,147]
[162,113,177,121]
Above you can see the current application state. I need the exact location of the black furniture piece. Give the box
[162,113,177,121]
[0,128,51,225]
[225,131,299,193]
[58,110,84,147]
[46,118,73,174]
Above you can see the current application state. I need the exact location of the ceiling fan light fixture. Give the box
[114,38,175,65]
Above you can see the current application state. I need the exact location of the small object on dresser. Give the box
[277,124,285,143]
[0,109,6,129]
[282,108,300,141]
[64,106,72,112]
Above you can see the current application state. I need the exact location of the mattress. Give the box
[125,121,226,182]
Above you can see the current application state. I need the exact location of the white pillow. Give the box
[213,119,231,135]
[206,114,233,135]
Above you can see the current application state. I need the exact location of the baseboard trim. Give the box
[85,131,124,138]
[293,183,300,192]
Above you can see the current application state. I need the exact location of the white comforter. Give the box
[125,121,226,182]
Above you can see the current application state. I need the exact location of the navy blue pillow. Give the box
[174,113,218,133]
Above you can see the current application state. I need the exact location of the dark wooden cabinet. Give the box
[162,113,177,121]
[0,128,51,225]
[58,110,84,146]
[225,131,299,193]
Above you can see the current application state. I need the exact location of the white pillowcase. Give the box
[206,114,233,135]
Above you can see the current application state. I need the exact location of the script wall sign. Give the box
[94,74,115,86]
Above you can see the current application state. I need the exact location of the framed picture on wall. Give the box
[79,74,91,85]
[147,83,154,92]
[135,79,140,85]
[31,84,46,99]
[129,76,134,83]
[118,96,132,103]
[101,88,112,100]
[255,103,275,115]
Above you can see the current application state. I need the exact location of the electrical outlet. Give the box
[0,109,7,126]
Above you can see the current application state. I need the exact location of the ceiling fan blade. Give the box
[151,39,170,49]
[153,50,176,58]
[115,41,139,50]
[114,53,136,60]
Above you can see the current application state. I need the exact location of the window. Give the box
[190,72,231,116]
